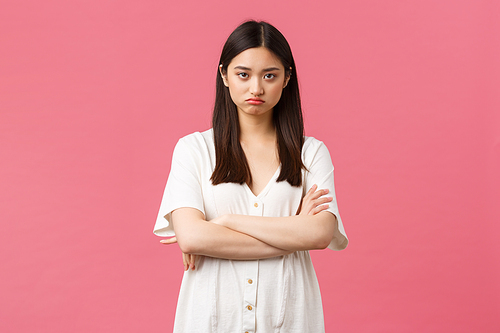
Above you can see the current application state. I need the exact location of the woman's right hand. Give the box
[298,184,333,216]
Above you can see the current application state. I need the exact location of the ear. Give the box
[219,64,229,87]
[283,67,292,88]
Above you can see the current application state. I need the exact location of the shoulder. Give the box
[171,129,214,170]
[177,128,212,145]
[302,136,334,170]
[303,136,326,151]
[175,128,213,153]
[302,136,332,159]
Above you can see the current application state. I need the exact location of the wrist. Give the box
[222,214,232,228]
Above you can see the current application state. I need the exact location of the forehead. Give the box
[229,47,284,70]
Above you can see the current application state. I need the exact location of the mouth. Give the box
[246,98,264,105]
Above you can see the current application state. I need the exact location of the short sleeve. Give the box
[153,136,206,237]
[303,138,348,250]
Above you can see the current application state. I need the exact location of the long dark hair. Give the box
[210,20,305,187]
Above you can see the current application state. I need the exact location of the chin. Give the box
[240,105,273,115]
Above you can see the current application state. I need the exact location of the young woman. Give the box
[154,20,348,332]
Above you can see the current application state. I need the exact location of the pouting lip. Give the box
[246,97,264,102]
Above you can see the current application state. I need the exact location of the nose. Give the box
[249,77,264,96]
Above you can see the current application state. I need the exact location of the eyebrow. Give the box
[233,65,281,72]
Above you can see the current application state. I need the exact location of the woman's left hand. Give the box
[160,237,198,271]
[182,253,197,271]
[160,236,177,245]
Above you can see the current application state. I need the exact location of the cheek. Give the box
[227,80,246,99]
[269,85,284,101]
[228,86,243,103]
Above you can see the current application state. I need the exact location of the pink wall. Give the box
[1,1,499,332]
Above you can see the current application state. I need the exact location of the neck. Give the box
[238,109,276,143]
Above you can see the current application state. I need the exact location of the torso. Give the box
[162,129,346,333]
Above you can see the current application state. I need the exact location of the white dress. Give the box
[154,129,348,333]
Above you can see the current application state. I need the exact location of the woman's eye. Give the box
[264,73,276,79]
[237,72,249,78]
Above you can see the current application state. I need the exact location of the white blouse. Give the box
[154,129,348,333]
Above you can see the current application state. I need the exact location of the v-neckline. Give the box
[243,164,281,199]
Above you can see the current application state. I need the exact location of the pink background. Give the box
[1,1,499,332]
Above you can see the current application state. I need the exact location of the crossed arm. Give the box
[160,185,337,269]
[211,210,337,251]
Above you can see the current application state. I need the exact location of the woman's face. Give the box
[221,47,289,119]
